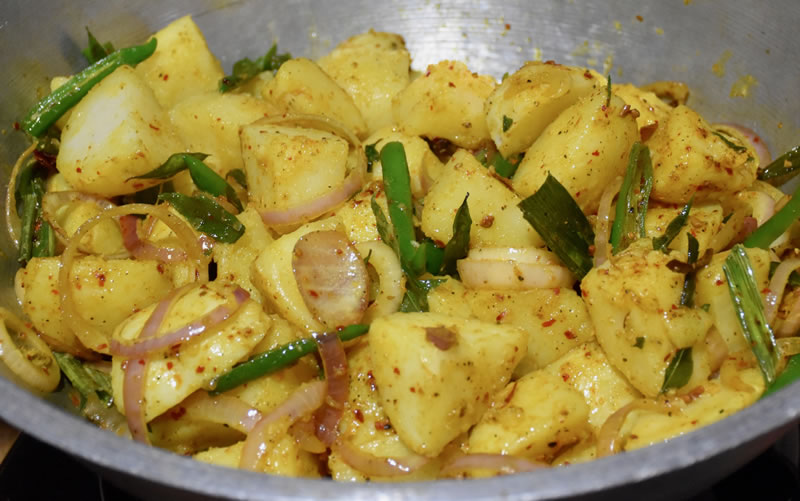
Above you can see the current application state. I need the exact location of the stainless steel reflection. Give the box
[0,1,799,499]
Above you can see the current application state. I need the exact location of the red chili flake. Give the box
[561,373,570,381]
[170,406,187,420]
[564,330,577,340]
[133,182,144,189]
[583,70,592,79]
[588,244,596,256]
[542,318,556,327]
[138,359,146,365]
[353,409,364,423]
[76,167,82,173]
[51,289,59,295]
[636,15,644,21]
[12,122,20,130]
[591,150,600,156]
[434,239,446,248]
[448,81,456,88]
[374,420,391,430]
[425,70,431,77]
[309,290,319,298]
[157,263,165,274]
[505,23,511,30]
[393,367,400,375]
[149,123,160,131]
[96,273,106,287]
[582,289,589,298]
[69,393,80,407]
[762,288,771,295]
[480,215,495,228]
[671,304,678,310]
[167,361,174,370]
[410,387,416,393]
[553,287,560,295]
[163,74,169,81]
[715,279,724,286]
[496,310,507,323]
[196,366,205,374]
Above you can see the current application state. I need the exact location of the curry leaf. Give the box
[661,347,693,393]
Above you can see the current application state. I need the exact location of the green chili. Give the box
[82,28,115,65]
[610,142,654,254]
[440,195,471,276]
[210,324,369,394]
[22,37,157,137]
[763,355,800,398]
[744,184,800,249]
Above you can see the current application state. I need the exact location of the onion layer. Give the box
[597,398,674,457]
[178,391,263,434]
[457,247,575,290]
[293,230,369,329]
[240,380,327,471]
[716,123,772,167]
[313,331,349,446]
[0,307,60,393]
[5,143,36,248]
[333,439,429,477]
[764,257,800,324]
[441,453,546,476]
[355,241,405,323]
[119,214,187,263]
[122,357,150,444]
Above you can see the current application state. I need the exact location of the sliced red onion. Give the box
[240,380,327,471]
[119,214,187,263]
[333,439,429,477]
[293,230,369,329]
[441,453,547,475]
[458,247,575,290]
[596,398,672,457]
[717,123,772,166]
[259,169,363,227]
[111,287,250,358]
[122,357,150,444]
[313,331,349,446]
[180,391,262,434]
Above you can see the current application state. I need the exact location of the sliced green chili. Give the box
[210,324,369,394]
[757,145,800,184]
[22,37,157,137]
[53,352,114,410]
[763,354,800,398]
[610,142,654,254]
[744,184,800,249]
[440,195,472,276]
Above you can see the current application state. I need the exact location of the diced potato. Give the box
[468,370,591,461]
[485,62,603,156]
[392,60,495,149]
[57,65,184,197]
[329,342,442,482]
[612,83,672,136]
[51,198,125,255]
[240,123,349,214]
[428,279,594,376]
[648,105,759,204]
[364,127,444,199]
[544,341,641,430]
[135,15,224,109]
[327,181,388,244]
[111,282,271,420]
[694,247,770,355]
[552,437,597,466]
[212,208,273,304]
[150,416,243,455]
[621,368,764,451]
[195,437,321,477]
[251,218,342,333]
[421,150,543,249]
[170,92,280,177]
[368,312,527,457]
[643,203,724,256]
[581,240,713,397]
[513,91,638,214]
[16,256,175,354]
[318,31,411,135]
[262,58,367,138]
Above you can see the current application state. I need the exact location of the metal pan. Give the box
[1,1,799,499]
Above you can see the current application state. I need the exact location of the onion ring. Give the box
[778,291,800,338]
[441,453,546,476]
[333,439,430,477]
[5,143,36,248]
[119,214,187,263]
[240,380,327,471]
[355,241,405,323]
[596,398,675,457]
[122,356,150,444]
[457,247,575,290]
[0,307,60,393]
[313,331,349,446]
[178,391,263,434]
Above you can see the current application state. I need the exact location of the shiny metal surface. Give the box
[1,1,799,499]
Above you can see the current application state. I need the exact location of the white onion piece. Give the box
[119,214,187,263]
[779,293,800,338]
[716,123,772,167]
[122,356,150,444]
[441,453,546,476]
[259,169,363,227]
[777,337,800,357]
[737,191,776,227]
[764,258,800,324]
[719,360,754,393]
[60,204,209,355]
[111,287,250,358]
[594,176,623,266]
[333,439,429,477]
[41,191,117,253]
[293,230,369,329]
[179,391,262,434]
[240,380,327,471]
[0,307,60,393]
[313,331,349,446]
[355,242,405,323]
[457,247,575,290]
[597,398,673,457]
[255,113,367,228]
[5,143,36,248]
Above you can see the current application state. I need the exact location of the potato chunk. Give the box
[644,203,724,256]
[581,241,713,397]
[57,66,184,197]
[421,150,543,249]
[392,61,495,149]
[16,256,175,354]
[262,58,367,138]
[170,92,279,177]
[468,370,591,461]
[240,123,349,214]
[648,105,758,204]
[111,282,270,420]
[485,62,603,156]
[318,31,411,136]
[135,15,224,109]
[195,438,320,477]
[512,91,638,214]
[369,312,527,457]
